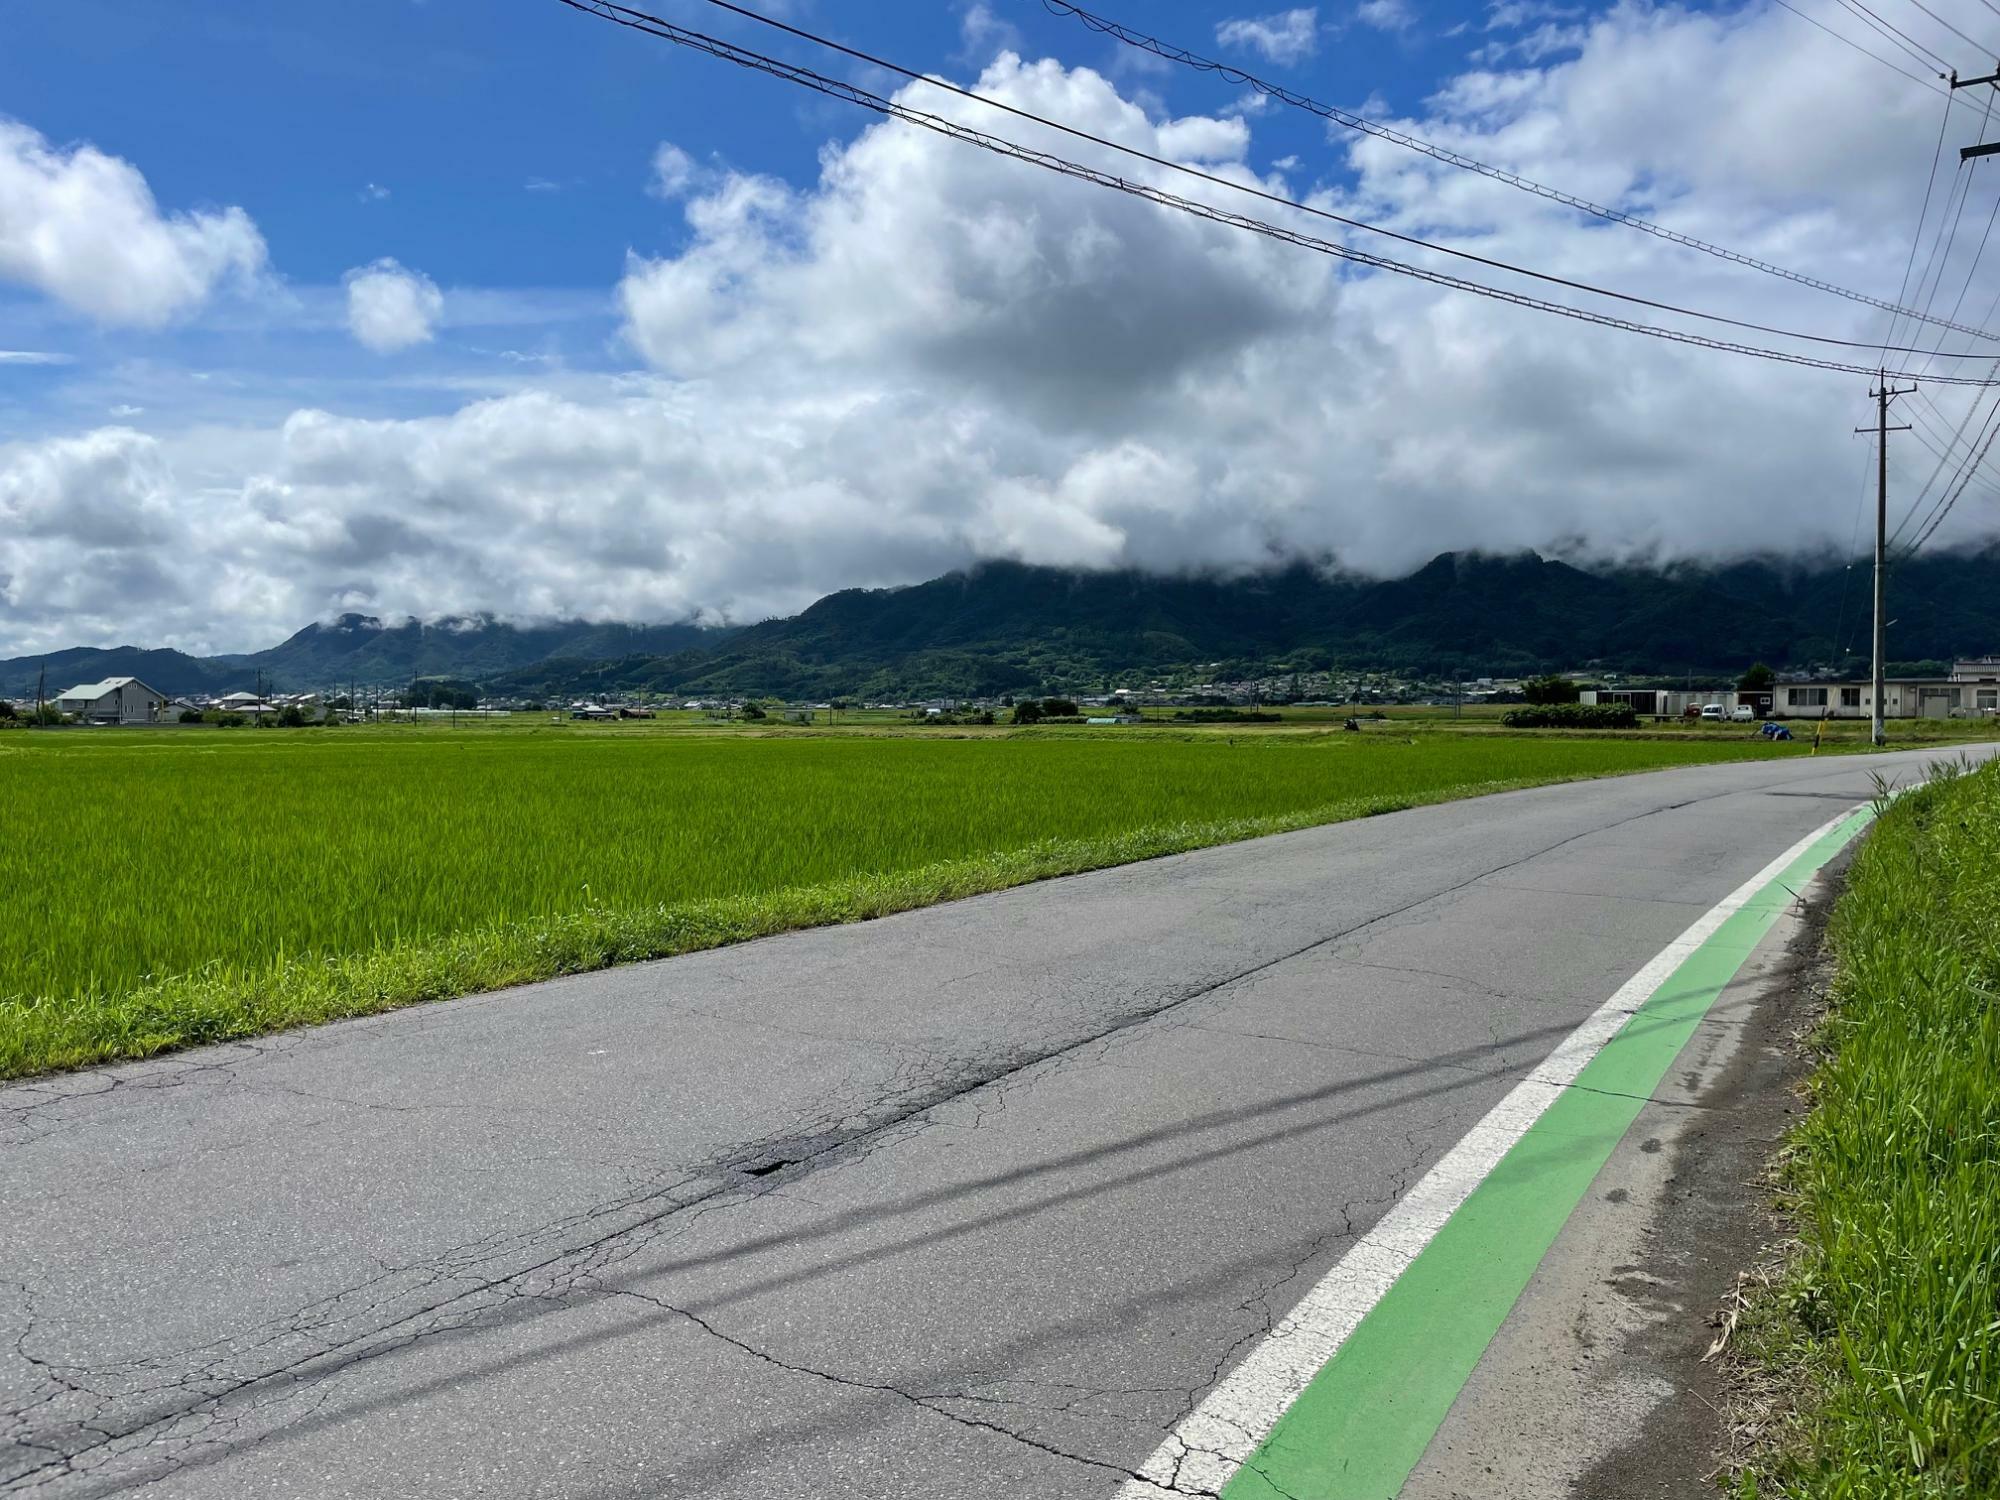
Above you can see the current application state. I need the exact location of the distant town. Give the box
[14,657,1999,727]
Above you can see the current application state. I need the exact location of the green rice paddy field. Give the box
[1,724,1829,1078]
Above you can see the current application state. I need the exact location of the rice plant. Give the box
[0,725,1808,1076]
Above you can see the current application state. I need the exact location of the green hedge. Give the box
[1500,703,1639,729]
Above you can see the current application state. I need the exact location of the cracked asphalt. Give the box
[2,746,1982,1499]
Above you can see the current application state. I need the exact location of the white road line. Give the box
[1113,803,1865,1498]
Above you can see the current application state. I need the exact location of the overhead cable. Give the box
[1042,0,2000,344]
[1902,165,1979,348]
[1882,93,1955,356]
[1769,0,1960,96]
[652,0,1998,355]
[551,0,2000,384]
[1901,0,2000,55]
[1834,0,1953,68]
[1901,389,2000,503]
[1830,441,1873,656]
[1888,389,1977,542]
[1905,405,2000,551]
[1895,385,2000,550]
[1914,178,2000,376]
[1907,97,2000,383]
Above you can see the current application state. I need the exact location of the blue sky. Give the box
[4,0,1998,654]
[2,0,1510,424]
[5,1,1486,286]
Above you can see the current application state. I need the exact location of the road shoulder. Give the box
[1398,846,1849,1500]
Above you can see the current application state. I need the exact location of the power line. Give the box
[1883,94,1955,357]
[1893,268,2000,531]
[1769,0,1962,95]
[1905,400,2000,550]
[1913,387,2000,494]
[1892,128,1984,361]
[1830,436,1875,660]
[1902,0,2000,55]
[1890,389,1981,537]
[1834,0,1954,69]
[553,0,2000,376]
[1042,0,2000,344]
[1907,73,2000,389]
[1914,175,2000,375]
[1894,381,2000,549]
[1882,93,2000,549]
[1904,165,1978,348]
[1857,380,1914,747]
[1884,378,2000,544]
[644,0,2000,358]
[1901,389,2000,494]
[1917,163,1978,312]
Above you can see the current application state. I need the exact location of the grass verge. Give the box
[1731,756,1999,1498]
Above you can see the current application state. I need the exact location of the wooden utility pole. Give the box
[1858,381,1913,749]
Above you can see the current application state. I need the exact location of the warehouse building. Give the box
[1587,658,2000,721]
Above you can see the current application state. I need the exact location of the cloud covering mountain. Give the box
[2,1,1996,658]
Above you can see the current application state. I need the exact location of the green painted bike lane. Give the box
[1222,806,1875,1500]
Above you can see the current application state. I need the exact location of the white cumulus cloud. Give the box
[1215,9,1320,63]
[0,117,266,327]
[1356,0,1415,31]
[343,258,444,353]
[5,18,2000,658]
[648,143,702,199]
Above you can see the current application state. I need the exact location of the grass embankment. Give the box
[1736,757,1999,1498]
[3,729,1816,1080]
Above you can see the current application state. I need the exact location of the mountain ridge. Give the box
[6,548,1997,700]
[0,613,733,698]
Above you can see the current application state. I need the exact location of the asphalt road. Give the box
[1,745,1984,1499]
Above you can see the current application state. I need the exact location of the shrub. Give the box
[1523,674,1581,705]
[1042,698,1079,717]
[178,708,203,724]
[1501,703,1639,729]
[1011,701,1044,725]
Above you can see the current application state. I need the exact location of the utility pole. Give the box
[1953,66,2000,159]
[1857,380,1913,749]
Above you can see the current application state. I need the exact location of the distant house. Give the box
[214,692,271,716]
[54,677,169,725]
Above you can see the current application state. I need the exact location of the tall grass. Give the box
[1742,757,1999,1497]
[2,727,1805,1078]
